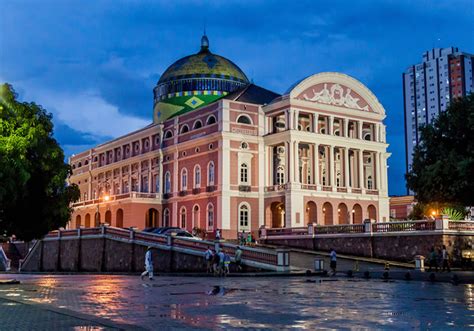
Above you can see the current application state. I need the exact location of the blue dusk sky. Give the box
[1,0,473,196]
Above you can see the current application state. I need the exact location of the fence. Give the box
[262,219,473,238]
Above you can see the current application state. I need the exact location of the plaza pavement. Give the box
[0,273,472,330]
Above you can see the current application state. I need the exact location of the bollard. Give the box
[353,261,360,272]
[414,255,425,271]
[314,259,324,271]
[384,262,390,271]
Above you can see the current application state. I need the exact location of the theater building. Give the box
[68,35,390,238]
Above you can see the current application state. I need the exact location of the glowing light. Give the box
[104,195,110,201]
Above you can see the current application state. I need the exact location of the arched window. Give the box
[239,203,250,230]
[207,203,214,231]
[192,205,200,229]
[180,207,186,229]
[237,114,252,125]
[163,208,170,227]
[75,215,82,229]
[193,120,203,129]
[194,165,201,188]
[206,115,216,125]
[165,171,171,194]
[276,166,285,185]
[240,163,249,184]
[180,124,189,134]
[208,162,215,185]
[181,168,188,191]
[164,130,173,139]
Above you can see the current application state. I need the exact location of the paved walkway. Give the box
[0,273,473,329]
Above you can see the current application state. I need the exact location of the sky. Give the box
[1,0,473,196]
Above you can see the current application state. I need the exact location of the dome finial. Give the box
[201,24,209,52]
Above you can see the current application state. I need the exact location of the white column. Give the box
[359,150,364,189]
[294,110,299,130]
[148,159,152,193]
[329,146,335,189]
[375,152,381,190]
[119,166,123,194]
[158,151,163,194]
[285,141,291,183]
[138,162,142,192]
[313,113,319,133]
[294,141,300,183]
[287,109,293,131]
[358,121,363,139]
[314,144,320,187]
[329,116,334,135]
[374,124,379,142]
[344,148,350,188]
[344,118,349,137]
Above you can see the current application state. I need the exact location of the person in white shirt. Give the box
[140,247,154,281]
[329,248,337,276]
[441,245,451,272]
[204,248,214,273]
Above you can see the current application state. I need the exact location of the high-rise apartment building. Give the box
[403,47,474,187]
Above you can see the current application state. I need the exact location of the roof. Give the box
[224,84,280,105]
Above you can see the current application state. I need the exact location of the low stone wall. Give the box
[21,236,263,273]
[264,232,473,263]
[21,237,210,273]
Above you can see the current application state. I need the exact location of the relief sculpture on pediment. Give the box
[301,83,370,112]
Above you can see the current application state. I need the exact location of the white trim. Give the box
[237,114,253,125]
[238,202,251,231]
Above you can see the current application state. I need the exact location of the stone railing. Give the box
[315,224,365,234]
[266,227,309,236]
[261,219,474,239]
[372,220,435,232]
[72,191,160,207]
[448,221,474,231]
[37,226,289,271]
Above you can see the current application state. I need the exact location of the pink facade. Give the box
[69,72,390,239]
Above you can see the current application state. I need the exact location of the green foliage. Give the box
[0,84,80,241]
[442,207,466,221]
[407,203,425,220]
[406,94,474,206]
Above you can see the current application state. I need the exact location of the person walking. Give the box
[441,245,451,272]
[218,250,225,277]
[428,247,438,272]
[235,246,243,272]
[212,249,220,276]
[215,228,221,240]
[205,247,214,273]
[240,230,246,246]
[247,232,252,246]
[140,247,154,281]
[329,248,337,276]
[224,253,231,276]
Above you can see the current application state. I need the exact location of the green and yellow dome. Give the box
[153,35,249,122]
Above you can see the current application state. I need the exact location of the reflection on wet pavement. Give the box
[0,274,472,330]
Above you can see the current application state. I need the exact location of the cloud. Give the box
[32,89,150,139]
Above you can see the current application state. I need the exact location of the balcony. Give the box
[239,185,251,192]
[206,185,217,192]
[71,191,160,207]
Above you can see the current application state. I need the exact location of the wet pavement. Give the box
[0,274,473,330]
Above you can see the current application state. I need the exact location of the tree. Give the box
[0,84,80,241]
[406,94,474,207]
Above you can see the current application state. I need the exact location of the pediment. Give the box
[287,72,385,115]
[296,83,372,112]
